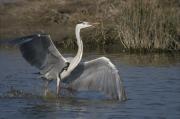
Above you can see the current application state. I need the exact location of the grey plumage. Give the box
[63,57,127,100]
[7,21,127,101]
[11,34,66,80]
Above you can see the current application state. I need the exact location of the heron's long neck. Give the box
[75,26,83,57]
[68,26,83,71]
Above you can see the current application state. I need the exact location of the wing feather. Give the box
[63,57,127,101]
[11,34,67,80]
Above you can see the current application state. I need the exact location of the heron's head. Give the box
[76,21,99,29]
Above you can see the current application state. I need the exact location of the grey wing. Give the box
[63,57,127,101]
[12,34,67,79]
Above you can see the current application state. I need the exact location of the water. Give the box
[0,49,180,119]
[0,0,20,4]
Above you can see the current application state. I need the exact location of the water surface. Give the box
[0,49,180,119]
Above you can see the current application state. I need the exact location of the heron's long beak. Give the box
[91,22,100,26]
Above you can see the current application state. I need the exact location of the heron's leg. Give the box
[57,79,61,97]
[44,80,49,96]
[57,76,61,97]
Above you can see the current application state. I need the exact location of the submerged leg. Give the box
[44,80,49,96]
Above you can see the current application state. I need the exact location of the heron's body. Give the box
[8,21,127,101]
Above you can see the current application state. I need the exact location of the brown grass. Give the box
[0,0,179,52]
[92,0,180,51]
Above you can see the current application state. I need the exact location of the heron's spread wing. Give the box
[12,34,67,79]
[63,57,127,101]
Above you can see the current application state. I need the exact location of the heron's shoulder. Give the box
[84,56,116,70]
[99,57,116,69]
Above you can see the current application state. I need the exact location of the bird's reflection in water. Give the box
[20,94,119,119]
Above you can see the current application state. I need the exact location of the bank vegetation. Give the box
[0,0,179,52]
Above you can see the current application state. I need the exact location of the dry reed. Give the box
[0,0,179,52]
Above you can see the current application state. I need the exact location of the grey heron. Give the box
[9,21,127,101]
